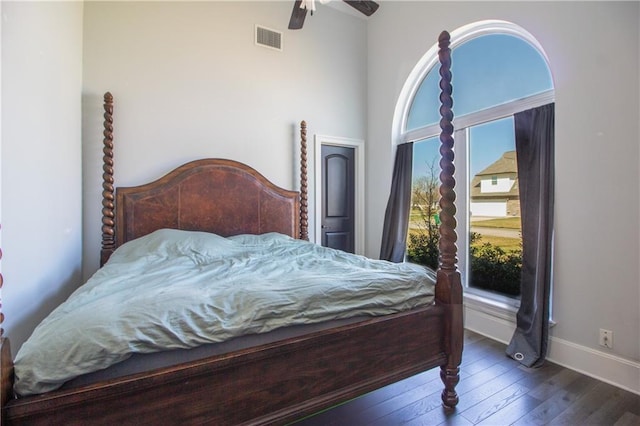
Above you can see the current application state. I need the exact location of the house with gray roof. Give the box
[470,151,520,217]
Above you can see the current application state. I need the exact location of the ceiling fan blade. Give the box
[342,0,379,17]
[288,0,308,30]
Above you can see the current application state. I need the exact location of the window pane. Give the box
[407,137,441,270]
[406,34,553,131]
[468,117,522,297]
[453,34,553,116]
[406,70,441,131]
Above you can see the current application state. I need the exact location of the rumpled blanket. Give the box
[14,229,435,396]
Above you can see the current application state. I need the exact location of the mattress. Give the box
[62,315,369,389]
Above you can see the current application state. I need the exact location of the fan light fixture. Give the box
[299,0,331,14]
[288,0,379,30]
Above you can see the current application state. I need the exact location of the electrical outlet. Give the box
[599,329,613,349]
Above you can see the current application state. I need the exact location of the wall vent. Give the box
[255,25,283,51]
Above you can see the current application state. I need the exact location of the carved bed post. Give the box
[0,224,14,406]
[436,30,464,409]
[299,120,309,241]
[100,92,116,266]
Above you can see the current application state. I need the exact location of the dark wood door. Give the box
[321,145,355,253]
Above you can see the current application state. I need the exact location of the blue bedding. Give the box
[13,229,435,396]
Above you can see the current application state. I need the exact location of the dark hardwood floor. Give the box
[293,330,640,425]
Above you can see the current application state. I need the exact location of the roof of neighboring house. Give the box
[476,151,517,176]
[471,151,519,199]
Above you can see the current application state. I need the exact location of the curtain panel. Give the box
[380,142,414,262]
[506,103,555,368]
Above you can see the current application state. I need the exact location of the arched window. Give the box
[395,21,554,307]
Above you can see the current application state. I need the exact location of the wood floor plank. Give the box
[624,390,640,415]
[293,330,639,426]
[614,411,640,426]
[433,414,475,426]
[582,388,640,426]
[368,388,446,425]
[459,381,531,424]
[514,362,564,391]
[475,394,542,425]
[526,366,583,400]
[546,380,620,425]
[343,376,445,425]
[460,346,514,376]
[463,329,487,345]
[513,373,599,426]
[313,367,442,422]
[453,365,529,412]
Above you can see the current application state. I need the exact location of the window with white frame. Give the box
[401,22,554,304]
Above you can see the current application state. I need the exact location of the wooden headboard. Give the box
[99,93,308,265]
[116,158,300,242]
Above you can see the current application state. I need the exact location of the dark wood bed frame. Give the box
[0,31,462,425]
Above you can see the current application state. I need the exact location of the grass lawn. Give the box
[472,217,521,229]
[409,225,522,253]
[410,211,522,252]
[474,235,521,252]
[409,210,435,223]
[412,210,521,229]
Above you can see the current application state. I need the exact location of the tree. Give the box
[407,158,440,269]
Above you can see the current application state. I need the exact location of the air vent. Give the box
[255,25,283,51]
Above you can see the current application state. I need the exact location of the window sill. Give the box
[464,289,520,323]
[464,288,556,327]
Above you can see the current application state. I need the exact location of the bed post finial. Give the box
[436,30,463,410]
[101,92,116,266]
[299,120,309,241]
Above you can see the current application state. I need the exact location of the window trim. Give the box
[393,21,556,321]
[392,20,553,145]
[402,92,555,308]
[400,89,555,144]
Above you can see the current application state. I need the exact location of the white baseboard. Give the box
[464,305,640,395]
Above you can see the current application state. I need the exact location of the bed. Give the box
[0,31,462,425]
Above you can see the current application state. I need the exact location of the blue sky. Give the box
[410,34,552,179]
[412,117,516,179]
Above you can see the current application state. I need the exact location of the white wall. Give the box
[1,1,84,355]
[81,1,368,279]
[367,1,639,390]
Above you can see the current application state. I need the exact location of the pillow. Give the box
[108,228,239,265]
[228,232,293,246]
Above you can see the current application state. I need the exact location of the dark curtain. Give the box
[506,103,555,368]
[380,142,413,262]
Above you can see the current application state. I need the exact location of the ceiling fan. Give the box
[288,0,379,30]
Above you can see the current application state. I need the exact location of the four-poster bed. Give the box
[0,31,462,425]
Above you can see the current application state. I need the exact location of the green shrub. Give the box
[469,232,522,296]
[407,230,439,270]
[407,230,522,297]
